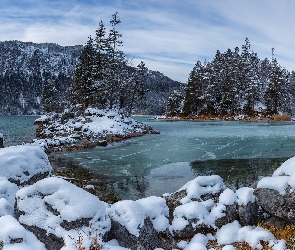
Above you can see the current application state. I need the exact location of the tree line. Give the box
[43,12,149,116]
[166,38,295,118]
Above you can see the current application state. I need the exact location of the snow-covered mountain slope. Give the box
[0,40,183,115]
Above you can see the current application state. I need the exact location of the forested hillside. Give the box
[167,38,295,118]
[0,41,81,115]
[0,40,182,115]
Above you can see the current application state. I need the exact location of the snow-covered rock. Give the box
[177,175,226,204]
[33,107,157,152]
[0,145,51,186]
[0,215,46,250]
[106,197,175,249]
[255,155,295,224]
[2,143,295,249]
[216,221,286,250]
[15,177,110,250]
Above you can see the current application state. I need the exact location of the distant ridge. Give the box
[0,40,182,115]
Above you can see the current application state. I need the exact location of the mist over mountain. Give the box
[0,40,182,115]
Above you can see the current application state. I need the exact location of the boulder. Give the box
[0,215,46,249]
[15,177,110,249]
[0,145,51,186]
[238,201,263,226]
[105,219,176,250]
[254,188,295,223]
[106,197,175,249]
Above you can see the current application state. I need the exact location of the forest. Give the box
[166,38,295,118]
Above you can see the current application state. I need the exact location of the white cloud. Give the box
[1,0,295,81]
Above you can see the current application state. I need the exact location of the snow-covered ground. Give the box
[0,143,294,249]
[32,107,156,151]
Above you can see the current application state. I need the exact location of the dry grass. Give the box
[74,223,101,250]
[259,221,295,248]
[273,114,291,121]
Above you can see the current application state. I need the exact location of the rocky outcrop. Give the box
[33,107,159,153]
[0,145,51,187]
[1,144,295,249]
[254,187,295,223]
[105,219,176,250]
[14,177,110,250]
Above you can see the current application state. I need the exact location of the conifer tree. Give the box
[71,36,96,108]
[41,79,58,112]
[182,61,205,116]
[265,49,289,115]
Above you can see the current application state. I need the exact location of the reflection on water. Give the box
[190,158,288,190]
[61,118,295,199]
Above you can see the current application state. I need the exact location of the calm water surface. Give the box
[2,115,295,199]
[62,117,295,199]
[0,116,39,146]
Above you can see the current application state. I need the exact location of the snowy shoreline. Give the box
[1,109,295,249]
[32,107,159,153]
[0,144,295,249]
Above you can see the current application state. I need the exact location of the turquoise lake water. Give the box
[1,115,295,199]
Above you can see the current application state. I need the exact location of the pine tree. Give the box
[106,11,125,109]
[264,48,289,115]
[166,89,184,117]
[41,79,58,112]
[239,38,259,115]
[69,12,149,115]
[182,61,205,116]
[71,36,96,108]
[126,61,148,115]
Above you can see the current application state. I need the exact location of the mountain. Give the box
[0,40,182,115]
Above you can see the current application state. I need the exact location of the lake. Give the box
[1,115,295,199]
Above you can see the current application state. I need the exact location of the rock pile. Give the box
[33,107,159,153]
[0,145,294,249]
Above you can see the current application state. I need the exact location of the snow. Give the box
[181,233,208,250]
[1,143,294,249]
[0,177,19,205]
[273,155,295,176]
[16,177,110,239]
[219,188,237,205]
[136,196,169,232]
[222,246,236,250]
[0,133,3,138]
[33,108,151,151]
[109,200,145,237]
[255,156,295,194]
[257,176,289,195]
[216,220,286,249]
[172,200,226,231]
[0,145,51,185]
[109,196,169,236]
[178,175,225,204]
[236,187,255,205]
[0,198,13,216]
[172,201,209,230]
[0,215,46,250]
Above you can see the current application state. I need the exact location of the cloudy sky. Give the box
[1,0,294,82]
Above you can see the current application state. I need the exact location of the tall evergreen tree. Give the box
[182,61,205,116]
[41,79,58,112]
[71,36,96,108]
[265,50,289,115]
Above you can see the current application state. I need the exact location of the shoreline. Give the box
[152,114,293,123]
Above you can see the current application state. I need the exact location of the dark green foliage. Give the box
[182,38,294,117]
[0,41,80,115]
[70,12,150,116]
[41,79,58,112]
